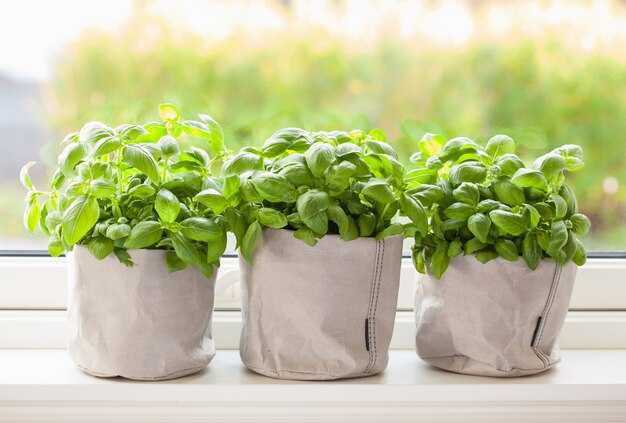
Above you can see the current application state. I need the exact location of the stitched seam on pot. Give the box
[534,263,563,366]
[366,238,384,374]
[419,354,561,373]
[363,239,384,375]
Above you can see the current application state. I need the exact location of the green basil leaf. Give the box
[48,235,64,257]
[532,152,566,179]
[20,161,36,190]
[206,233,227,264]
[492,177,525,206]
[155,189,180,223]
[279,163,316,187]
[405,168,437,187]
[196,188,228,214]
[62,195,100,245]
[489,210,528,236]
[522,204,541,229]
[511,168,549,191]
[166,251,187,272]
[159,103,180,121]
[400,193,428,237]
[223,175,241,201]
[241,220,262,263]
[559,184,578,216]
[475,248,499,264]
[257,208,288,228]
[180,217,222,241]
[324,161,357,194]
[158,135,180,156]
[561,230,578,265]
[485,134,515,158]
[241,180,263,204]
[88,236,115,260]
[494,154,525,177]
[375,222,404,240]
[364,140,398,158]
[105,223,130,240]
[362,179,396,203]
[417,133,446,157]
[452,182,480,205]
[181,120,211,139]
[464,237,487,254]
[92,136,121,157]
[428,249,450,280]
[494,238,519,261]
[409,184,444,206]
[439,137,479,162]
[570,214,591,236]
[113,248,134,267]
[90,178,116,199]
[551,193,568,219]
[124,221,163,249]
[296,189,329,234]
[129,184,156,199]
[293,226,320,247]
[199,113,226,155]
[79,122,114,144]
[449,161,487,185]
[171,232,200,266]
[467,213,491,243]
[547,220,568,257]
[251,172,297,203]
[443,203,475,220]
[447,239,463,257]
[573,237,587,266]
[335,142,361,158]
[24,199,41,233]
[522,233,542,270]
[58,142,89,176]
[122,144,160,182]
[304,142,335,178]
[357,212,377,237]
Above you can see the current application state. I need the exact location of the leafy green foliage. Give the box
[226,128,426,262]
[410,133,590,279]
[20,105,227,278]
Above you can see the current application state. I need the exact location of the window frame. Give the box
[1,251,625,349]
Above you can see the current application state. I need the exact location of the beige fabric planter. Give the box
[239,229,403,380]
[415,255,577,377]
[68,246,216,380]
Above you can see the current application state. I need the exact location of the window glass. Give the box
[2,0,625,251]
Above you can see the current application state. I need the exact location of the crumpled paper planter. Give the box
[415,255,577,377]
[68,246,216,381]
[239,229,403,380]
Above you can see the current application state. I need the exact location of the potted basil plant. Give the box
[408,133,590,377]
[218,128,430,380]
[21,104,228,380]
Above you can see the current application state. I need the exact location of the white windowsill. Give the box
[1,349,625,421]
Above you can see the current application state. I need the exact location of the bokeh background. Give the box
[1,0,625,250]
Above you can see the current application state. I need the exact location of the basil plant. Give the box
[21,104,228,278]
[408,133,591,279]
[217,128,431,262]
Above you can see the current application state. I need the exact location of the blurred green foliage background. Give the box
[10,0,626,250]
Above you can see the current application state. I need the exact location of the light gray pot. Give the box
[68,246,216,380]
[239,229,403,380]
[415,255,577,377]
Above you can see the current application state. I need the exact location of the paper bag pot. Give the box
[239,229,403,380]
[68,246,217,381]
[414,255,577,377]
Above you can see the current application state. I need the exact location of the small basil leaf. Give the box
[489,210,528,236]
[124,221,163,249]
